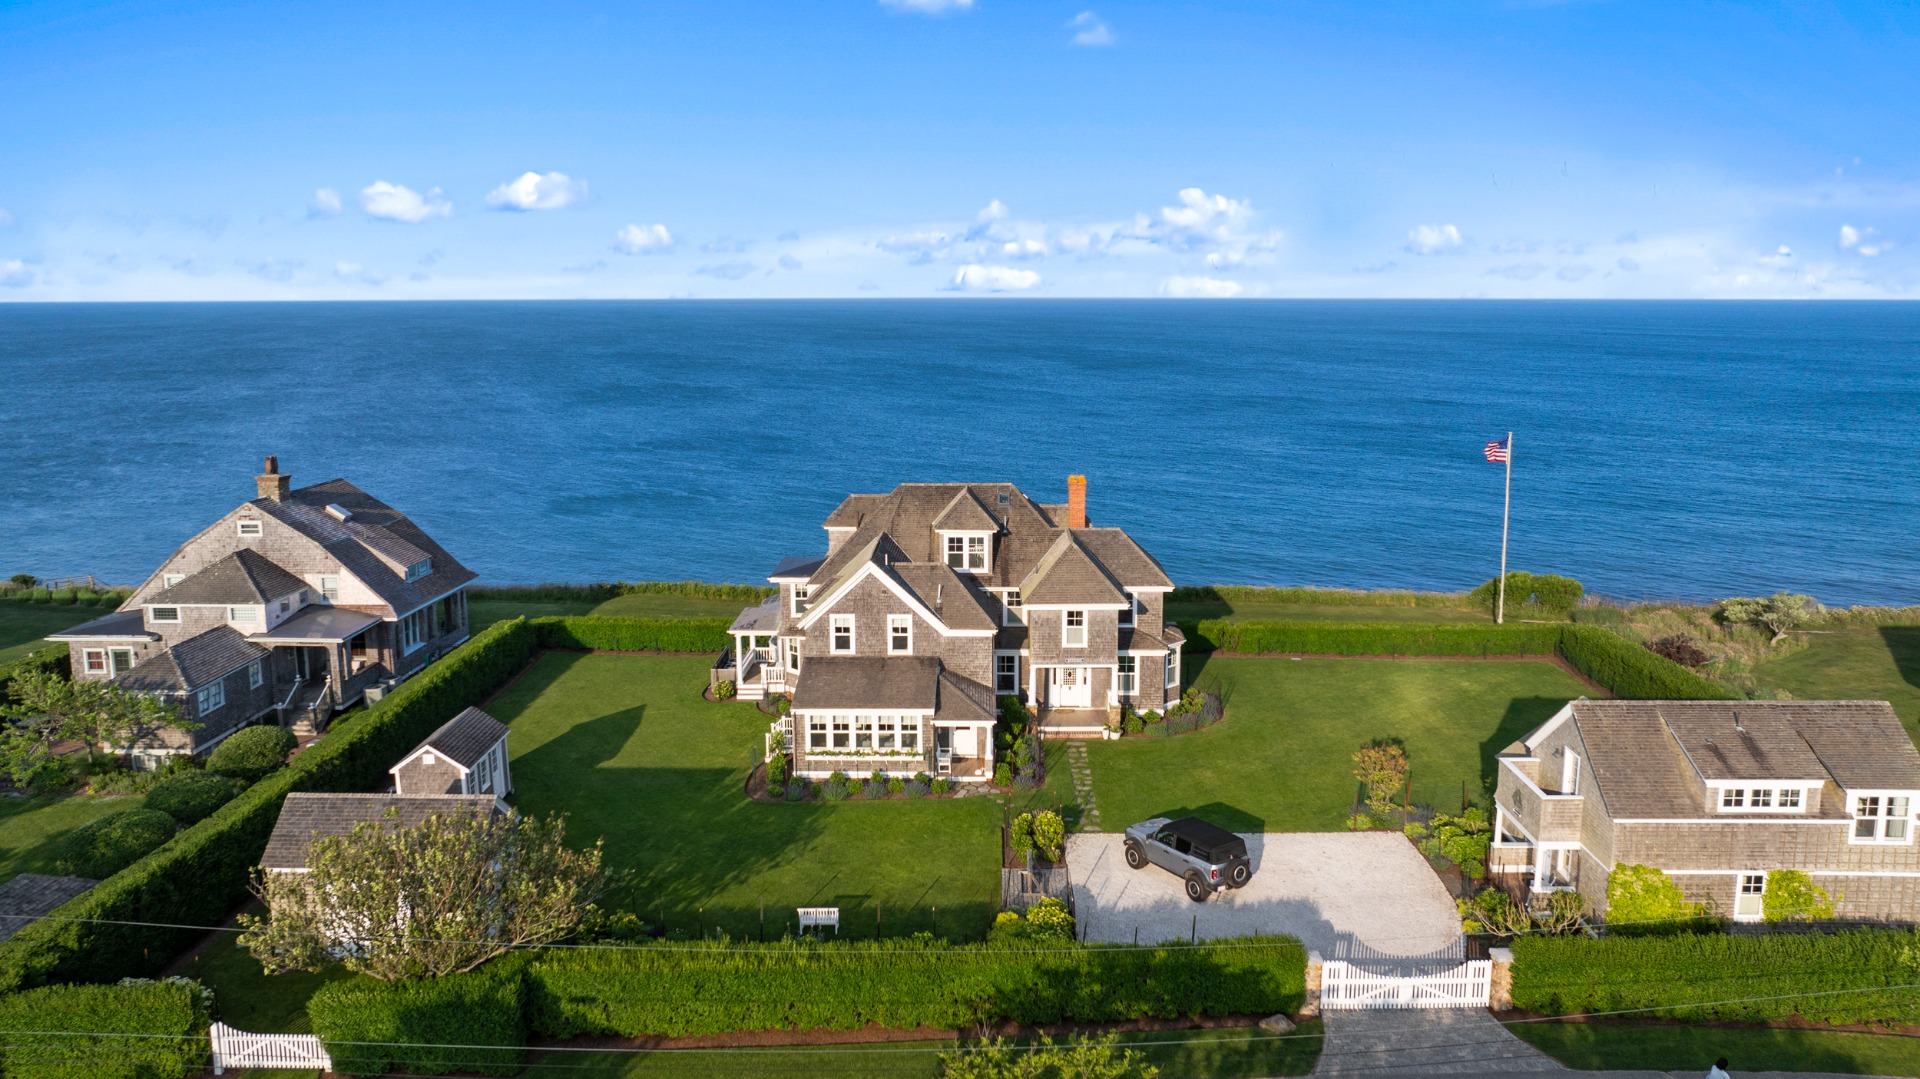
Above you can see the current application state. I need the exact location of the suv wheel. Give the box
[1123,842,1146,870]
[1227,862,1252,889]
[1184,874,1209,903]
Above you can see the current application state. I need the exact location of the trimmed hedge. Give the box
[56,809,178,878]
[470,580,775,603]
[310,959,527,1077]
[0,617,542,992]
[530,615,730,653]
[205,724,297,780]
[1169,584,1469,609]
[525,936,1304,1038]
[1510,929,1920,1024]
[1183,620,1735,701]
[144,770,244,826]
[0,977,209,1079]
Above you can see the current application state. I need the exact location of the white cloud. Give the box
[697,260,756,280]
[1405,224,1464,254]
[360,182,451,223]
[1,260,32,288]
[1000,239,1048,259]
[614,223,673,254]
[485,171,586,211]
[1839,224,1860,248]
[1160,275,1242,298]
[334,261,386,285]
[879,0,973,11]
[878,230,954,263]
[948,264,1040,292]
[978,199,1009,222]
[1069,11,1114,46]
[309,188,343,217]
[1777,245,1793,256]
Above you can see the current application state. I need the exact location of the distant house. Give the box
[390,707,512,797]
[261,793,504,873]
[720,477,1181,781]
[1493,699,1920,922]
[49,457,477,767]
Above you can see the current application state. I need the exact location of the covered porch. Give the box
[250,607,391,732]
[718,597,788,701]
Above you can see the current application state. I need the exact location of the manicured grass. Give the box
[0,791,140,884]
[491,652,1007,940]
[1511,1019,1920,1075]
[188,928,358,1034]
[532,1024,1323,1078]
[1166,597,1495,626]
[1088,656,1588,832]
[1755,626,1920,734]
[470,592,756,632]
[0,602,99,665]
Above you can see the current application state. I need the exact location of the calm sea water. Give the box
[1,301,1915,606]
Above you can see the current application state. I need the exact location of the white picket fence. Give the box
[1320,958,1492,1010]
[210,1021,333,1073]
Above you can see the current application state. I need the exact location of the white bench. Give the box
[797,906,839,935]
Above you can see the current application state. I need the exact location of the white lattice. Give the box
[1320,959,1492,1010]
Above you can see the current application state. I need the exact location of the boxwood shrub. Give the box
[1511,929,1920,1024]
[205,724,298,780]
[530,615,730,653]
[56,808,178,879]
[310,958,527,1077]
[0,977,209,1079]
[144,770,245,826]
[525,936,1304,1038]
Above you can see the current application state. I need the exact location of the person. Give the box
[1707,1058,1731,1079]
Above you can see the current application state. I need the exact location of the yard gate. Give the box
[210,1022,333,1073]
[1318,958,1492,1009]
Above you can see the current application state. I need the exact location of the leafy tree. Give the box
[1606,864,1713,925]
[8,574,35,587]
[1352,740,1409,814]
[1030,810,1065,862]
[1717,593,1823,644]
[1010,812,1036,859]
[239,807,606,981]
[1457,888,1530,936]
[1763,870,1839,923]
[938,1033,1159,1079]
[0,668,195,761]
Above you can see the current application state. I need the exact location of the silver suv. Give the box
[1122,816,1253,901]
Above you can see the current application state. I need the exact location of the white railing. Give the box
[1320,959,1491,1010]
[210,1022,333,1073]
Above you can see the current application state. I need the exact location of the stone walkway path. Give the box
[1066,743,1101,831]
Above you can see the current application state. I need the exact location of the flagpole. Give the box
[1496,430,1513,625]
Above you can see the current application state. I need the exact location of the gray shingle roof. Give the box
[413,707,510,769]
[729,596,782,634]
[931,488,1000,533]
[769,555,825,580]
[261,793,501,870]
[1074,529,1174,590]
[890,564,999,632]
[0,874,97,942]
[117,626,268,692]
[935,667,998,724]
[1021,533,1128,607]
[254,479,477,615]
[790,657,942,712]
[149,549,311,606]
[45,610,155,642]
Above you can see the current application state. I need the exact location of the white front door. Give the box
[1052,667,1092,708]
[952,726,977,756]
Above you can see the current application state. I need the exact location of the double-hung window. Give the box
[279,597,292,614]
[1063,610,1087,648]
[1165,651,1180,693]
[831,615,855,654]
[899,721,919,751]
[855,717,874,750]
[1117,655,1137,695]
[320,576,340,601]
[1854,795,1913,842]
[995,654,1019,694]
[832,716,851,749]
[1119,592,1137,629]
[888,615,912,655]
[83,649,107,674]
[786,638,802,672]
[945,535,988,571]
[877,717,897,750]
[791,585,811,617]
[229,606,260,625]
[196,680,225,714]
[809,718,830,750]
[1002,589,1024,625]
[248,660,264,689]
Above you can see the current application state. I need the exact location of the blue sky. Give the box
[2,0,1916,299]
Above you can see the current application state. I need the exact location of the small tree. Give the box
[239,807,605,981]
[1718,593,1823,644]
[8,574,35,587]
[1606,863,1712,926]
[1763,870,1839,923]
[0,668,195,762]
[1408,807,1492,879]
[1030,810,1065,862]
[1352,740,1409,815]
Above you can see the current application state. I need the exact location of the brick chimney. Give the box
[1066,474,1087,529]
[256,455,291,502]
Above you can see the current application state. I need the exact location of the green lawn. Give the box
[529,1024,1322,1078]
[0,792,141,884]
[1089,656,1588,832]
[491,652,1011,940]
[1512,1019,1920,1075]
[470,593,758,632]
[189,928,359,1033]
[1165,596,1495,626]
[0,602,101,665]
[1755,627,1920,734]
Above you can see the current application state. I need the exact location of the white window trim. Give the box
[941,531,992,573]
[786,637,802,672]
[831,614,856,655]
[791,585,812,618]
[400,608,430,654]
[248,659,264,689]
[196,680,225,714]
[887,614,913,656]
[83,648,107,674]
[319,576,341,601]
[1001,589,1024,626]
[150,607,181,623]
[1561,751,1581,796]
[162,573,185,588]
[794,561,996,637]
[994,652,1020,694]
[1733,871,1768,922]
[1117,654,1137,695]
[1119,591,1137,629]
[228,606,260,624]
[236,519,263,537]
[1710,781,1814,815]
[1850,791,1916,845]
[1063,610,1087,649]
[1165,650,1180,691]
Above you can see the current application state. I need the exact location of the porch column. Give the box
[1532,846,1548,891]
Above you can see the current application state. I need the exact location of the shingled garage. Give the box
[390,707,513,796]
[261,793,503,872]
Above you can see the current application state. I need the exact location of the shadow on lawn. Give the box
[1476,696,1575,795]
[1882,627,1920,695]
[1150,800,1266,834]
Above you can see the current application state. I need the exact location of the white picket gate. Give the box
[210,1021,333,1073]
[1319,958,1492,1010]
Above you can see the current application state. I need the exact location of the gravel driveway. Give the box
[1065,832,1462,961]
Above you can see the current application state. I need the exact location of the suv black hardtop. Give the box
[1122,815,1255,900]
[1159,817,1246,862]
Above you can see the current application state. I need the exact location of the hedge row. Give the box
[470,580,775,603]
[1510,929,1920,1024]
[1182,620,1735,701]
[1168,584,1469,608]
[526,936,1304,1038]
[0,617,542,992]
[0,977,209,1079]
[310,957,528,1077]
[529,615,731,653]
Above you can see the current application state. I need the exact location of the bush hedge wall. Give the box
[529,615,731,653]
[1168,584,1468,608]
[0,617,541,992]
[0,977,209,1079]
[470,581,775,603]
[310,958,527,1077]
[1510,929,1920,1024]
[1183,620,1735,701]
[525,936,1304,1038]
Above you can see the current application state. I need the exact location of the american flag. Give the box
[1484,438,1511,464]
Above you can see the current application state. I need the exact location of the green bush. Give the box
[525,936,1302,1038]
[204,725,297,781]
[0,977,209,1078]
[0,644,70,708]
[310,959,527,1076]
[930,778,953,795]
[56,809,177,878]
[145,770,244,825]
[530,615,730,653]
[1467,572,1585,615]
[469,581,775,603]
[1763,869,1839,923]
[1556,625,1737,700]
[766,753,787,788]
[1510,929,1920,1023]
[1169,585,1467,609]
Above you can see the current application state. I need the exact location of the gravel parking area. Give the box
[1066,831,1462,960]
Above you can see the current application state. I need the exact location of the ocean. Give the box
[2,300,1915,606]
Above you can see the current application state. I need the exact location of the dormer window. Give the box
[792,585,812,618]
[1718,784,1809,814]
[150,607,180,623]
[405,559,432,582]
[1853,795,1913,843]
[237,520,263,537]
[945,534,988,572]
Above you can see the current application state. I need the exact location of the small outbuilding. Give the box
[389,706,512,797]
[261,792,504,872]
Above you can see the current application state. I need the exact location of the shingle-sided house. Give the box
[48,457,476,767]
[389,707,512,797]
[720,477,1181,781]
[1492,699,1920,922]
[261,793,503,873]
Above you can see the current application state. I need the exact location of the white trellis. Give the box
[1319,959,1492,1010]
[210,1022,333,1073]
